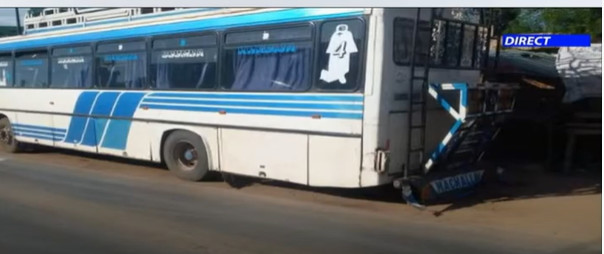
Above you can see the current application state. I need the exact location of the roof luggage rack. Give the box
[23,8,209,34]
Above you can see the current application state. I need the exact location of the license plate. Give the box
[430,170,485,195]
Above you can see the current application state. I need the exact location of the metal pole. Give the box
[15,8,22,35]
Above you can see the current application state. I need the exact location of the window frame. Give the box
[49,43,94,89]
[14,48,51,88]
[220,21,317,93]
[149,31,219,91]
[94,37,149,90]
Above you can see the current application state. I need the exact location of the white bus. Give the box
[0,8,514,203]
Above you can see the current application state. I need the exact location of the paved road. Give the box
[0,151,598,254]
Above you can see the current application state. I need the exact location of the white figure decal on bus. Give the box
[320,24,358,84]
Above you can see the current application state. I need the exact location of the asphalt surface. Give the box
[0,150,598,254]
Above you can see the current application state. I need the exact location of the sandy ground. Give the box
[0,148,601,253]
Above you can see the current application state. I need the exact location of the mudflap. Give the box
[396,164,502,206]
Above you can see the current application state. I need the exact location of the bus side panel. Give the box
[308,135,361,187]
[0,89,56,147]
[147,123,219,171]
[99,120,152,161]
[360,8,396,187]
[96,92,151,160]
[52,90,98,153]
[0,111,16,124]
[220,129,308,185]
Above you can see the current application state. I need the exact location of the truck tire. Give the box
[163,130,209,181]
[0,118,21,153]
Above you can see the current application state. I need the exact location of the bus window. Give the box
[222,25,313,91]
[51,46,93,88]
[151,48,217,90]
[0,56,12,87]
[460,25,476,67]
[316,19,365,91]
[393,18,431,66]
[96,41,146,89]
[151,35,217,90]
[15,52,48,88]
[431,20,446,65]
[444,22,462,66]
[474,26,489,69]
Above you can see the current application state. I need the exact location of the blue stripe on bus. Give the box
[0,8,364,51]
[140,103,363,119]
[147,92,364,102]
[12,123,66,133]
[101,92,146,150]
[141,98,363,111]
[14,132,64,142]
[81,92,120,146]
[13,128,66,138]
[64,91,99,143]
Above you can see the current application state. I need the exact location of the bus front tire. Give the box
[163,130,209,181]
[0,118,21,153]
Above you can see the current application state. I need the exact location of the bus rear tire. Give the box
[0,118,21,153]
[163,130,209,181]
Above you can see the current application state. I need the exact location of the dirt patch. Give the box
[1,150,600,245]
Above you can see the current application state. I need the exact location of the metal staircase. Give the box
[394,8,517,207]
[428,83,516,172]
[424,83,517,172]
[399,82,517,207]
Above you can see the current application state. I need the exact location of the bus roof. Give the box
[0,8,370,52]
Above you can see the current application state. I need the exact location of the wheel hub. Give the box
[0,126,11,144]
[174,142,198,170]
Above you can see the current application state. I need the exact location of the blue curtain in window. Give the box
[121,57,146,89]
[230,46,311,91]
[155,61,212,89]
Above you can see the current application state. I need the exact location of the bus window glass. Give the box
[316,19,365,90]
[96,52,147,89]
[460,25,476,67]
[431,20,446,65]
[474,26,489,68]
[222,43,312,91]
[393,18,430,65]
[51,55,92,88]
[445,22,462,66]
[393,18,413,64]
[222,24,315,92]
[15,53,48,88]
[151,47,217,89]
[0,57,12,87]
